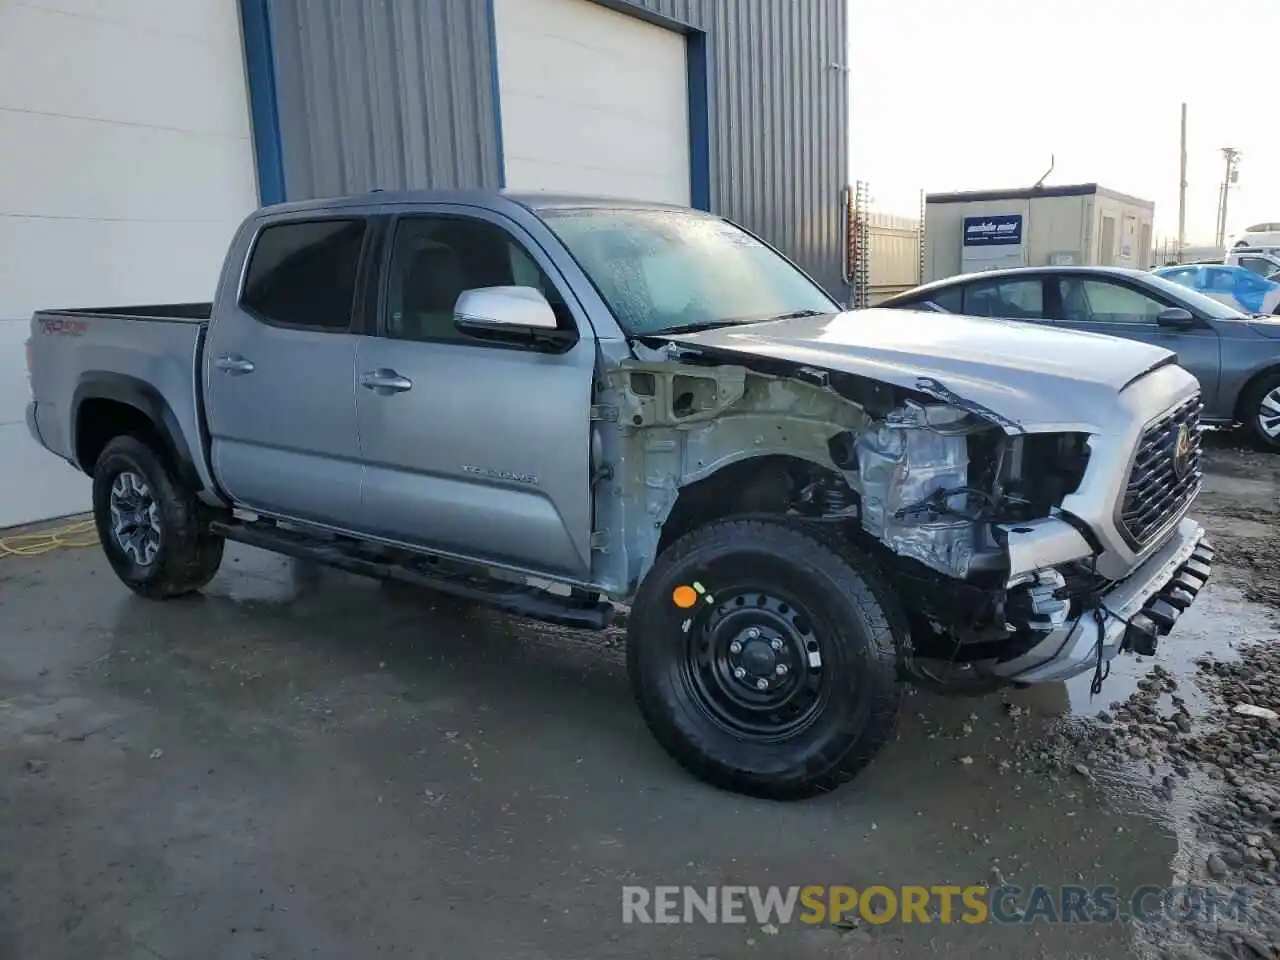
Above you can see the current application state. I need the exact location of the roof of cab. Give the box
[254,189,694,217]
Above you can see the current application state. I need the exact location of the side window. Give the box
[961,278,1043,318]
[384,216,573,344]
[1058,278,1167,324]
[241,219,367,330]
[925,287,963,312]
[1159,267,1199,288]
[1237,271,1269,293]
[889,287,960,312]
[1206,269,1240,294]
[1240,257,1277,277]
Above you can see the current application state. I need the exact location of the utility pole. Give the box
[1177,103,1187,261]
[1216,147,1242,248]
[917,188,925,284]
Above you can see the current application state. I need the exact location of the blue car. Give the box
[1154,263,1280,316]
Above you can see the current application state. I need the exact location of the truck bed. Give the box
[34,302,212,324]
[27,303,214,493]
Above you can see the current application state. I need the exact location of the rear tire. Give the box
[92,435,224,599]
[627,518,905,800]
[1242,372,1280,452]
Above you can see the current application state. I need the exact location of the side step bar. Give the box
[209,519,615,631]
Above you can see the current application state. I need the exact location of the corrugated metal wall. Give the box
[263,0,849,296]
[268,0,502,196]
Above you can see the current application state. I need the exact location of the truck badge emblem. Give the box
[1172,424,1192,480]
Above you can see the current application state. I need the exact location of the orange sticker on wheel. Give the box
[672,585,698,608]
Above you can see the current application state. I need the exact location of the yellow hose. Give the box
[0,519,99,558]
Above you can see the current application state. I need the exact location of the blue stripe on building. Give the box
[238,0,286,205]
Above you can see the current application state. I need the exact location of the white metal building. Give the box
[493,0,692,205]
[1,0,847,530]
[0,0,259,529]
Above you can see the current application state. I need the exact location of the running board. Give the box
[208,519,615,630]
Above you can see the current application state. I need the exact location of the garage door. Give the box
[0,0,259,529]
[493,0,691,205]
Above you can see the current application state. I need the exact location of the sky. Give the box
[847,0,1278,245]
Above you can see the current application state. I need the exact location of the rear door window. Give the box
[1159,267,1200,288]
[241,219,368,330]
[1206,268,1238,295]
[887,287,962,312]
[921,287,963,312]
[960,278,1044,318]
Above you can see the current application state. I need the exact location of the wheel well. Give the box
[74,398,163,475]
[656,455,849,554]
[1233,365,1280,423]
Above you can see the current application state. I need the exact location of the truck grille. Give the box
[1119,396,1203,545]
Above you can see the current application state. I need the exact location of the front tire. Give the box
[92,435,224,598]
[627,519,905,800]
[1243,372,1280,452]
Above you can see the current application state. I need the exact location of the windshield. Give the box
[538,208,839,336]
[1144,272,1250,319]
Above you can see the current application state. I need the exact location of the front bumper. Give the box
[990,516,1212,684]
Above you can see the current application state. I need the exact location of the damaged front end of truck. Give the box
[593,325,1212,695]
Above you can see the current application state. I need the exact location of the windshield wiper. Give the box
[656,308,829,336]
[764,309,827,320]
[653,318,754,335]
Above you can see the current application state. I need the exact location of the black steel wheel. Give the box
[683,589,832,741]
[628,518,905,799]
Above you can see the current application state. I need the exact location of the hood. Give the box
[1244,314,1280,338]
[661,308,1178,434]
[1203,311,1280,338]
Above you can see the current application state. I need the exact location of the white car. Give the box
[1226,247,1280,280]
[1228,222,1280,251]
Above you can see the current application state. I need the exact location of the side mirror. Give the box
[454,286,577,352]
[1156,307,1198,330]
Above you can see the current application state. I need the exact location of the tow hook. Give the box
[1121,540,1214,656]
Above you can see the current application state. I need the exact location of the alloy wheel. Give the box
[108,470,161,566]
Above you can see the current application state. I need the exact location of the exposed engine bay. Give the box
[598,343,1208,692]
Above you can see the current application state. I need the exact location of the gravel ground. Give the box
[1014,435,1280,960]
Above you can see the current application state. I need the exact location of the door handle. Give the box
[360,369,413,394]
[215,354,255,375]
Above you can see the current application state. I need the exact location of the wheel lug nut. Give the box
[746,627,761,640]
[733,666,747,680]
[770,638,783,651]
[755,678,769,690]
[728,641,742,654]
[775,664,789,676]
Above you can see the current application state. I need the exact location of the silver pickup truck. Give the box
[27,191,1213,799]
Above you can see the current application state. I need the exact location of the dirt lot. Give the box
[1,437,1278,960]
